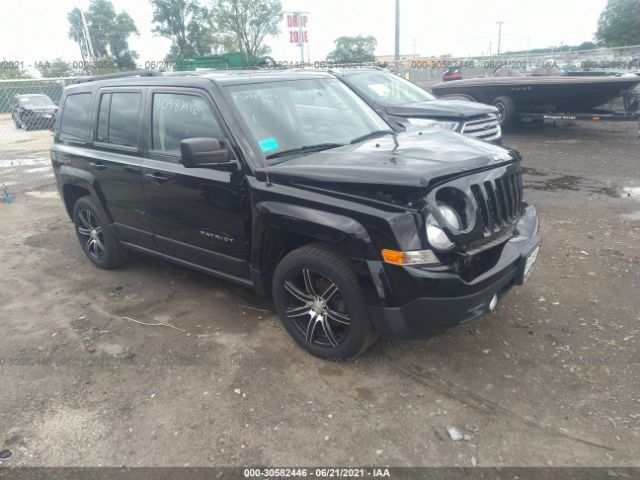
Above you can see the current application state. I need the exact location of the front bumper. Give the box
[367,205,540,339]
[22,112,56,129]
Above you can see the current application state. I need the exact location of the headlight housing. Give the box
[437,204,462,230]
[426,204,463,251]
[406,118,460,131]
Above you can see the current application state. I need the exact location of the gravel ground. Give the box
[0,113,54,193]
[0,120,639,468]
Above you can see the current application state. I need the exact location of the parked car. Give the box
[51,70,540,359]
[442,66,463,81]
[12,94,57,130]
[328,68,502,143]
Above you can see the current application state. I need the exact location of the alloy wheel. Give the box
[283,269,351,348]
[494,102,506,122]
[77,209,106,259]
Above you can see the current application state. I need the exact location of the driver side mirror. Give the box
[180,137,235,170]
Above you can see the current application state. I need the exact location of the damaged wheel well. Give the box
[260,228,323,296]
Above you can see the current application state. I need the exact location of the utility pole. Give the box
[394,0,400,66]
[496,21,504,56]
[296,11,304,63]
[78,4,95,74]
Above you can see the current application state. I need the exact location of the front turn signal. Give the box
[382,249,440,266]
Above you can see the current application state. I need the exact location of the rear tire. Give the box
[272,244,377,359]
[73,197,127,269]
[492,96,516,127]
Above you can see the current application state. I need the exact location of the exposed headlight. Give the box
[426,206,461,251]
[438,204,462,230]
[427,224,454,251]
[406,118,459,131]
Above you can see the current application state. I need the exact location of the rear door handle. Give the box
[90,161,107,171]
[145,172,170,184]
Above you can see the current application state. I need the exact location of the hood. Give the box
[261,129,516,192]
[384,99,498,120]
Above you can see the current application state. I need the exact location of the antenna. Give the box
[265,162,272,187]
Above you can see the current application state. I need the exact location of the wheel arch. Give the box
[58,167,109,221]
[62,184,92,220]
[251,201,377,296]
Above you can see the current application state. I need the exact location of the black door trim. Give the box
[120,240,254,288]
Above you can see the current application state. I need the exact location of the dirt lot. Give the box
[0,113,54,192]
[1,120,639,468]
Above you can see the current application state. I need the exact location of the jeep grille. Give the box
[470,172,524,235]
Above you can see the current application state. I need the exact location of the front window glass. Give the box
[226,78,389,163]
[152,93,224,155]
[346,72,436,105]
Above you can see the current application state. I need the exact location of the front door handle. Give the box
[90,161,107,171]
[145,172,170,184]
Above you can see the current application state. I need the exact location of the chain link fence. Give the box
[0,78,71,198]
[400,44,640,85]
[2,44,639,202]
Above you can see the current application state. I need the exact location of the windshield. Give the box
[19,95,55,108]
[226,78,390,164]
[345,71,436,105]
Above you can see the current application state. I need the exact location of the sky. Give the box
[1,0,609,70]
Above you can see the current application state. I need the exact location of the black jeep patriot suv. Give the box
[51,70,540,359]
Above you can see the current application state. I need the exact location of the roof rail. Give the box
[74,69,162,84]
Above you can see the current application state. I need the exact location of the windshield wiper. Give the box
[265,143,345,160]
[349,130,393,144]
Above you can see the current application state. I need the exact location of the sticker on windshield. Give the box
[258,137,279,152]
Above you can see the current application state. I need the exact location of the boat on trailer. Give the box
[431,70,640,126]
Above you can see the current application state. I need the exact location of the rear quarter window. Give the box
[59,93,92,142]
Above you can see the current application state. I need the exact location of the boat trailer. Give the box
[516,88,640,134]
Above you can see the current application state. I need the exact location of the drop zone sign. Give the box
[287,14,309,44]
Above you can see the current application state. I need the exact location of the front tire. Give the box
[272,244,377,359]
[492,96,516,127]
[73,197,127,269]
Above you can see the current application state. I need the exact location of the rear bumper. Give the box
[367,205,540,339]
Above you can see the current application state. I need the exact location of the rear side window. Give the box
[96,92,141,148]
[59,93,92,142]
[152,93,224,155]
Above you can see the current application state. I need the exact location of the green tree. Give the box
[596,0,640,47]
[214,0,282,57]
[151,0,227,60]
[36,58,76,78]
[68,0,139,71]
[327,36,377,63]
[0,63,31,80]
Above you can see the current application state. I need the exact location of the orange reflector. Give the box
[382,249,405,265]
[592,116,600,121]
